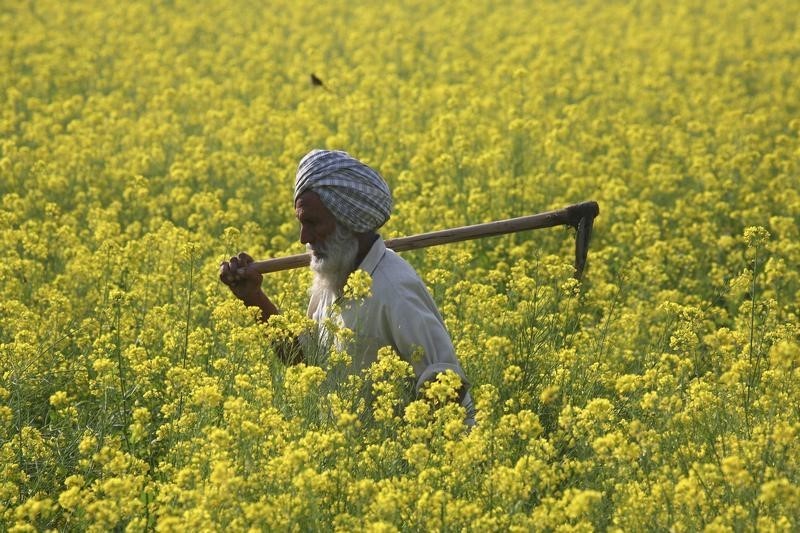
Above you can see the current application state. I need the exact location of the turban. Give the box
[294,149,393,233]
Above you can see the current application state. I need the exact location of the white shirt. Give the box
[306,236,474,422]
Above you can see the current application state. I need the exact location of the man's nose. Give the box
[300,226,313,245]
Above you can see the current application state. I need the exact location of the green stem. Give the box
[749,248,758,370]
[114,299,131,450]
[182,251,194,368]
[744,247,759,433]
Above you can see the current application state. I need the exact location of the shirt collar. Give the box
[357,235,386,276]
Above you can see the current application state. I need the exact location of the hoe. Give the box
[249,201,600,280]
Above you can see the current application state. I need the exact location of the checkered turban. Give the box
[294,149,393,233]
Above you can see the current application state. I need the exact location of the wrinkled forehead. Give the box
[295,190,335,220]
[294,190,321,209]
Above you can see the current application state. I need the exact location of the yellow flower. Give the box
[743,226,770,248]
[58,486,83,511]
[4,0,800,529]
[404,443,430,470]
[721,455,753,489]
[564,489,602,520]
[284,363,327,405]
[14,493,55,525]
[502,364,523,385]
[403,400,432,425]
[78,432,97,456]
[190,381,223,408]
[344,269,373,301]
[769,340,800,370]
[422,369,463,405]
[539,385,560,405]
[48,390,69,409]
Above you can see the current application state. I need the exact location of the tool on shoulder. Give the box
[249,201,599,279]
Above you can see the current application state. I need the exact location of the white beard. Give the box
[308,224,360,301]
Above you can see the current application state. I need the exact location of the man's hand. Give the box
[219,252,264,303]
[219,251,291,355]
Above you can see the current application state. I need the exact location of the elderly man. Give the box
[219,149,474,422]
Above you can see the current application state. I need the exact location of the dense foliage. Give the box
[1,0,799,530]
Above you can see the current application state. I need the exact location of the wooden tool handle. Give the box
[248,201,598,274]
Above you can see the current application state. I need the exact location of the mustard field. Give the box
[2,0,799,530]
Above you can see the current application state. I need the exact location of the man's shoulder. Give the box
[371,248,427,296]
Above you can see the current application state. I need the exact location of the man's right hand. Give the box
[219,251,264,303]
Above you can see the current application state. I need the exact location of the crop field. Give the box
[2,0,800,530]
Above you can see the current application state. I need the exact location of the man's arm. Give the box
[383,280,471,400]
[219,251,303,364]
[219,252,279,320]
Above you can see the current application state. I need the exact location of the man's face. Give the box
[296,190,360,295]
[295,191,337,259]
